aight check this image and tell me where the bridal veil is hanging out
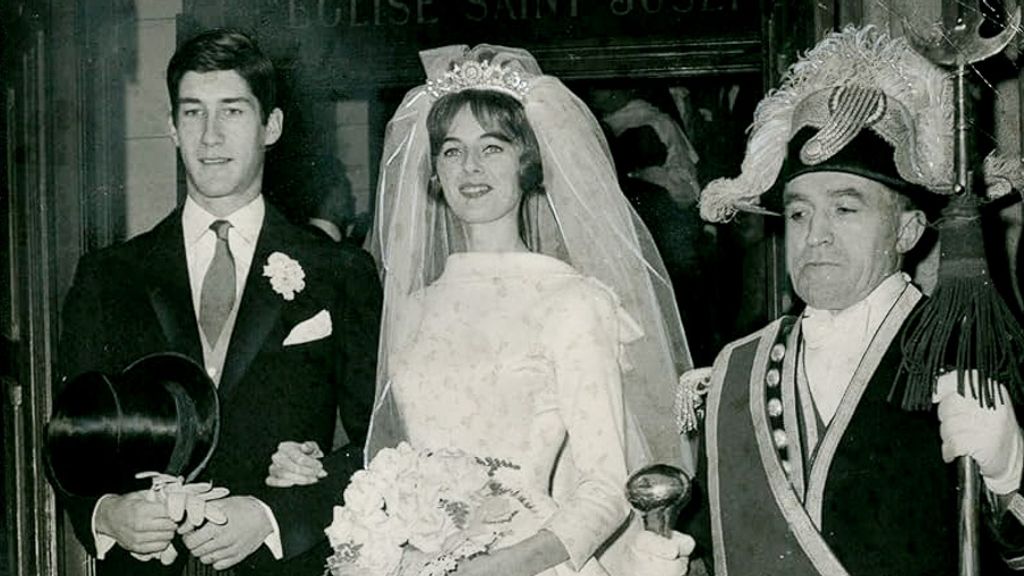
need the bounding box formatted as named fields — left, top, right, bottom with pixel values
left=365, top=44, right=695, bottom=475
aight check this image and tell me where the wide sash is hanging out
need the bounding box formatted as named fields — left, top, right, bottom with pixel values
left=706, top=286, right=921, bottom=576
left=802, top=286, right=921, bottom=525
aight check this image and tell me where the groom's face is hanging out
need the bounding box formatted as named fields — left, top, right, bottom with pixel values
left=170, top=69, right=283, bottom=213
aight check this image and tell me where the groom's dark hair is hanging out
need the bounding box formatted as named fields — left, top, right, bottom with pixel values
left=166, top=28, right=277, bottom=124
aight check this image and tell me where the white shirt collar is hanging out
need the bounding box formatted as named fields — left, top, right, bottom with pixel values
left=308, top=218, right=343, bottom=242
left=182, top=195, right=265, bottom=247
left=800, top=272, right=914, bottom=423
left=802, top=272, right=910, bottom=349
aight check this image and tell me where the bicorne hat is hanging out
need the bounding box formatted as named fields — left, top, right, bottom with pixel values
left=698, top=25, right=1024, bottom=222
left=698, top=25, right=957, bottom=223
left=45, top=353, right=219, bottom=497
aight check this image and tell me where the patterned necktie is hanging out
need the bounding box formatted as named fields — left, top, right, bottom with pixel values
left=199, top=220, right=235, bottom=345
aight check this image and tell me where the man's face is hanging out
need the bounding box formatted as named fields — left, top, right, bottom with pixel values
left=170, top=70, right=282, bottom=214
left=784, top=171, right=924, bottom=310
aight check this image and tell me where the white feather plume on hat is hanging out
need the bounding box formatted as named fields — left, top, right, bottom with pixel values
left=699, top=25, right=956, bottom=223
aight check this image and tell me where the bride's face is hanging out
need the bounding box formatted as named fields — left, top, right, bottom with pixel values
left=436, top=105, right=523, bottom=227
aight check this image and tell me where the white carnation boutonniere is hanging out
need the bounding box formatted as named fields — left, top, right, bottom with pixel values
left=263, top=252, right=306, bottom=301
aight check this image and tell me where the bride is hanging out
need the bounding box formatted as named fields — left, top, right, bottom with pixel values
left=267, top=45, right=694, bottom=575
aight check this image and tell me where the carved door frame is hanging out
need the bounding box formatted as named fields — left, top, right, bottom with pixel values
left=2, top=1, right=128, bottom=575
left=2, top=2, right=62, bottom=574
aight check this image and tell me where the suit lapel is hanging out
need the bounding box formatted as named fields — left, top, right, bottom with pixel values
left=144, top=210, right=205, bottom=364
left=218, top=206, right=290, bottom=399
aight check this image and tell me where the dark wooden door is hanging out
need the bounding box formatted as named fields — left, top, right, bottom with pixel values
left=1, top=2, right=61, bottom=574
left=2, top=1, right=109, bottom=574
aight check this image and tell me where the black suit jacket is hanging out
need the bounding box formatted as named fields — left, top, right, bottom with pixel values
left=56, top=203, right=381, bottom=575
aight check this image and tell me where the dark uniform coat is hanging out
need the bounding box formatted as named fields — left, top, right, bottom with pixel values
left=683, top=286, right=1024, bottom=575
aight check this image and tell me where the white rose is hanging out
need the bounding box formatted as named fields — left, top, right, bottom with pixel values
left=343, top=471, right=385, bottom=516
left=358, top=535, right=404, bottom=576
left=325, top=507, right=366, bottom=548
left=403, top=502, right=456, bottom=554
left=325, top=508, right=403, bottom=576
left=263, top=252, right=306, bottom=300
left=269, top=276, right=292, bottom=295
left=383, top=476, right=453, bottom=554
left=414, top=452, right=466, bottom=501
left=368, top=443, right=417, bottom=486
left=383, top=465, right=432, bottom=520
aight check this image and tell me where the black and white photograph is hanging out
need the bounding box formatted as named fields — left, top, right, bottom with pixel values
left=3, top=0, right=1024, bottom=575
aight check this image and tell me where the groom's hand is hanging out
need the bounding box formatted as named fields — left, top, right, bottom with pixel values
left=95, top=490, right=177, bottom=555
left=180, top=496, right=272, bottom=570
left=266, top=440, right=326, bottom=487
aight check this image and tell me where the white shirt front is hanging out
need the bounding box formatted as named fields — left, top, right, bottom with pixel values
left=183, top=197, right=262, bottom=328
left=801, top=272, right=912, bottom=423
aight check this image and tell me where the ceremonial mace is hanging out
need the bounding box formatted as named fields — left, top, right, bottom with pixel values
left=905, top=4, right=1023, bottom=575
left=626, top=464, right=691, bottom=538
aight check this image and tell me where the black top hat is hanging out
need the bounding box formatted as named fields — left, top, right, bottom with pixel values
left=45, top=353, right=220, bottom=498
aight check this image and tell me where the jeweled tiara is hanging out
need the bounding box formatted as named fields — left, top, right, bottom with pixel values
left=425, top=59, right=531, bottom=100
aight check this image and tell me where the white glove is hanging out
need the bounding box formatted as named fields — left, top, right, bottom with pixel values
left=130, top=473, right=231, bottom=565
left=627, top=530, right=695, bottom=576
left=934, top=370, right=1024, bottom=494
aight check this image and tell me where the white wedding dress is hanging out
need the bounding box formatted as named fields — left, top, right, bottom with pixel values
left=389, top=252, right=639, bottom=576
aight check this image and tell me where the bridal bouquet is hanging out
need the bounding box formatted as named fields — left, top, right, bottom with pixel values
left=324, top=442, right=534, bottom=576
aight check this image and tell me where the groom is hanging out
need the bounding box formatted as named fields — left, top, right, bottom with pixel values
left=56, top=28, right=381, bottom=575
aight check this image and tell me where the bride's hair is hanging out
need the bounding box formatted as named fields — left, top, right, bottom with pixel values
left=425, top=89, right=544, bottom=202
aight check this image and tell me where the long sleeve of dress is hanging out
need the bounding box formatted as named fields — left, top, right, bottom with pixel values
left=539, top=285, right=631, bottom=570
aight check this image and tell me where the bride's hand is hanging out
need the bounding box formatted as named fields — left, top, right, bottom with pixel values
left=627, top=530, right=695, bottom=576
left=451, top=553, right=508, bottom=576
left=265, top=441, right=326, bottom=487
left=452, top=530, right=568, bottom=576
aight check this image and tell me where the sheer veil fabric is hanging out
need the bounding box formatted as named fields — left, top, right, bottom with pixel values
left=366, top=44, right=695, bottom=476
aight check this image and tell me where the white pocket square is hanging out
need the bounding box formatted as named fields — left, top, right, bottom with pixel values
left=283, top=310, right=332, bottom=346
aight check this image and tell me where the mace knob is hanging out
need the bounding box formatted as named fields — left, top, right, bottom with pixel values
left=626, top=464, right=691, bottom=538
